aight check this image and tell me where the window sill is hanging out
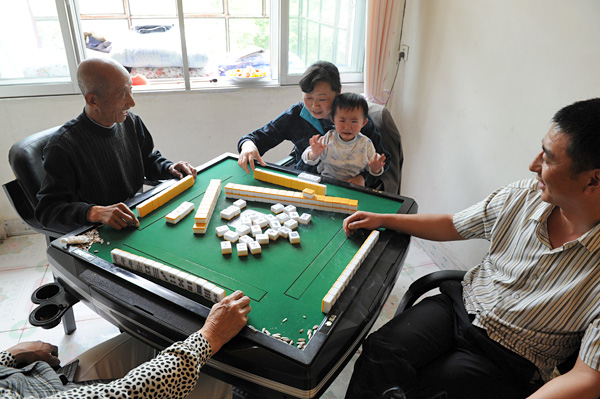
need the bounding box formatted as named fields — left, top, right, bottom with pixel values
left=132, top=76, right=285, bottom=94
left=131, top=78, right=363, bottom=94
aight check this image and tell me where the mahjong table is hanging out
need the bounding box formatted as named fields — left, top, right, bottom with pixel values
left=46, top=153, right=417, bottom=398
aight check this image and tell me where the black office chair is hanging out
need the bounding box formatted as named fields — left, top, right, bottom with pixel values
left=277, top=102, right=404, bottom=195
left=394, top=269, right=466, bottom=315
left=368, top=102, right=403, bottom=195
left=3, top=126, right=80, bottom=334
left=4, top=126, right=165, bottom=335
left=394, top=269, right=578, bottom=377
left=4, top=126, right=65, bottom=244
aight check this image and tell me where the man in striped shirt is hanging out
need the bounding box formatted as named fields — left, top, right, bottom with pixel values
left=343, top=98, right=600, bottom=399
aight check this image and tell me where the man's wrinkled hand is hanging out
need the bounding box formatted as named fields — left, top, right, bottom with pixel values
left=199, top=290, right=251, bottom=353
left=87, top=203, right=139, bottom=230
left=7, top=341, right=60, bottom=367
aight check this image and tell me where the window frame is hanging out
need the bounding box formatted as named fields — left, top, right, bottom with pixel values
left=0, top=0, right=364, bottom=99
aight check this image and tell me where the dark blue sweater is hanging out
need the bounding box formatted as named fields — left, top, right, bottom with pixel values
left=35, top=111, right=173, bottom=233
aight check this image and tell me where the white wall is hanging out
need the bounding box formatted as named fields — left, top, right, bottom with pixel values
left=389, top=0, right=600, bottom=269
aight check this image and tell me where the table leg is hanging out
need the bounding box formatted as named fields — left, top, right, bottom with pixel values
left=62, top=306, right=77, bottom=335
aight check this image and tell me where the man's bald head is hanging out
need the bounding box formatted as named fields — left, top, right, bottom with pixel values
left=77, top=58, right=135, bottom=126
left=77, top=58, right=130, bottom=97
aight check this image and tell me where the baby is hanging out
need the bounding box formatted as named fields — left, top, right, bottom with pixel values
left=301, top=93, right=386, bottom=184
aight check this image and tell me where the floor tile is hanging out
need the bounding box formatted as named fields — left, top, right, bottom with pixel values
left=69, top=301, right=106, bottom=322
left=402, top=262, right=442, bottom=282
left=402, top=241, right=437, bottom=268
left=0, top=234, right=48, bottom=272
left=0, top=331, right=21, bottom=352
left=0, top=265, right=49, bottom=333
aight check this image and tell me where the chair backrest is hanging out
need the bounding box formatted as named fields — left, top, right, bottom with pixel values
left=8, top=126, right=60, bottom=209
left=368, top=103, right=403, bottom=195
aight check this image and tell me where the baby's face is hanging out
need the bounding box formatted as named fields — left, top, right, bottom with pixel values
left=333, top=106, right=368, bottom=142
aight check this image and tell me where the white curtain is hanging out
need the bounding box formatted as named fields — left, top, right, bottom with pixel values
left=364, top=0, right=405, bottom=105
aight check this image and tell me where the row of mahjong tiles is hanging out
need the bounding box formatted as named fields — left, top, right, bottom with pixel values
left=253, top=168, right=326, bottom=195
left=321, top=229, right=380, bottom=313
left=165, top=201, right=195, bottom=224
left=136, top=174, right=195, bottom=218
left=110, top=248, right=226, bottom=303
left=192, top=179, right=222, bottom=234
left=223, top=183, right=358, bottom=214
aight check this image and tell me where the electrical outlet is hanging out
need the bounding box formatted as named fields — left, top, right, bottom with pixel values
left=399, top=44, right=409, bottom=62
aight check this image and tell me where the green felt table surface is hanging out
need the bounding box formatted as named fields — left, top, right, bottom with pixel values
left=89, top=158, right=405, bottom=343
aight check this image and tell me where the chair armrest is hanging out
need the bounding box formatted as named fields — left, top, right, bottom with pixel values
left=143, top=178, right=161, bottom=187
left=395, top=270, right=466, bottom=316
left=369, top=179, right=384, bottom=191
left=275, top=155, right=295, bottom=167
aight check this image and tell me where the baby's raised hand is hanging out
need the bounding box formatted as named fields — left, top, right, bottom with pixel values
left=308, top=134, right=326, bottom=159
left=369, top=153, right=386, bottom=174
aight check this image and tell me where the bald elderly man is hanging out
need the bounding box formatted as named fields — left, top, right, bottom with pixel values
left=35, top=58, right=197, bottom=233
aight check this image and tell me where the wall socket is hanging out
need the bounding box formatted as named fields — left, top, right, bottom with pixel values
left=399, top=44, right=409, bottom=62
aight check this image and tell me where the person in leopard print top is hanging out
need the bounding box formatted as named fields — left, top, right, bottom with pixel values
left=0, top=290, right=250, bottom=399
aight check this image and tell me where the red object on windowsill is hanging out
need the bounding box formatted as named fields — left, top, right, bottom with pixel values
left=131, top=74, right=149, bottom=85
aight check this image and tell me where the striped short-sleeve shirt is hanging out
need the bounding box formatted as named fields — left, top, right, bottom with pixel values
left=454, top=179, right=600, bottom=381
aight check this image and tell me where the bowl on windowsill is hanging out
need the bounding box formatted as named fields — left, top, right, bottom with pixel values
left=225, top=67, right=267, bottom=83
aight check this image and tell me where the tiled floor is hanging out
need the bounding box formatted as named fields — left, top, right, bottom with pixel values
left=0, top=233, right=440, bottom=398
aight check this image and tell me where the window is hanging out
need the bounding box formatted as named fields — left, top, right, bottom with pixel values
left=282, top=0, right=366, bottom=84
left=0, top=0, right=365, bottom=98
left=77, top=0, right=270, bottom=85
left=0, top=0, right=79, bottom=97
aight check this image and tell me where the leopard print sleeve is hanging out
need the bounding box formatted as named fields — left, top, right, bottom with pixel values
left=0, top=351, right=17, bottom=368
left=49, top=332, right=212, bottom=399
